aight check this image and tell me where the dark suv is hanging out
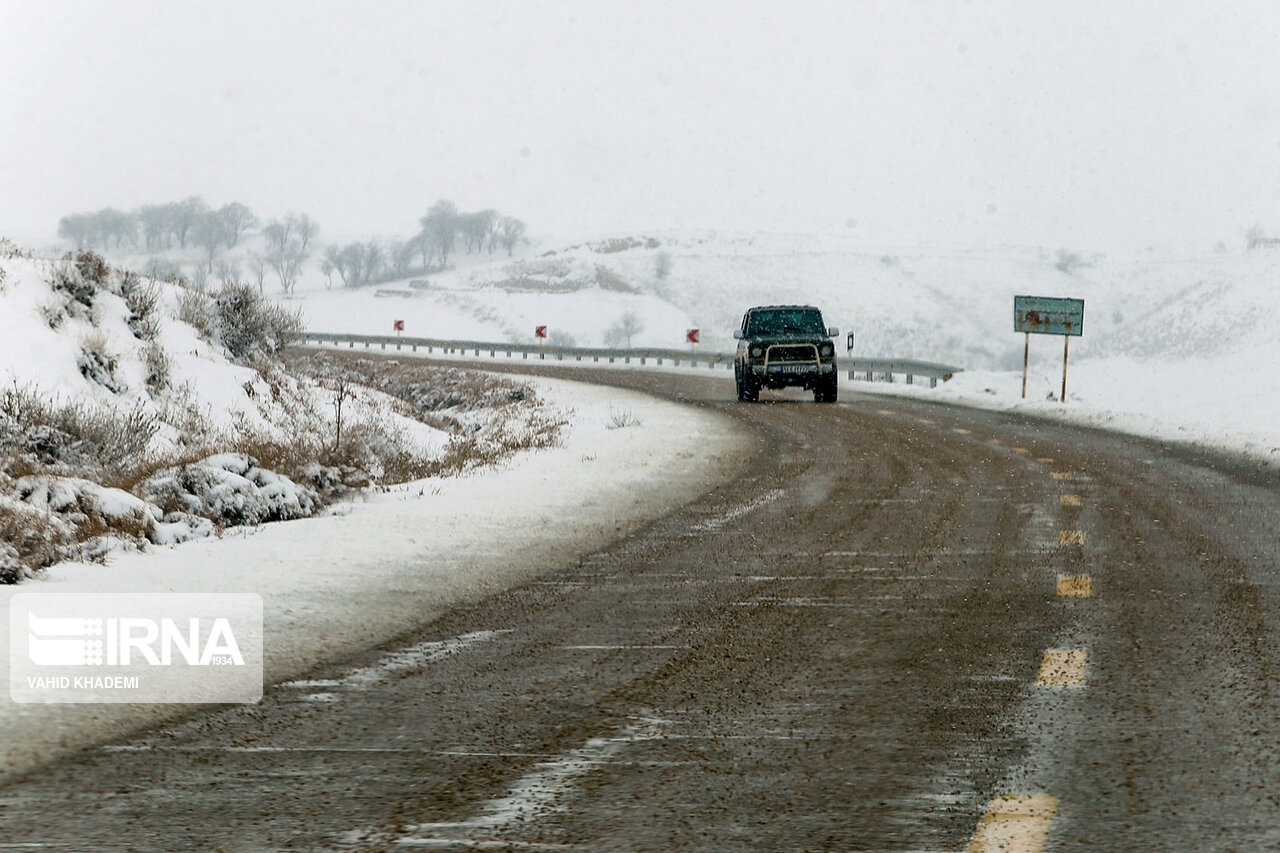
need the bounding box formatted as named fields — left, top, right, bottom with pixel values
left=733, top=305, right=839, bottom=403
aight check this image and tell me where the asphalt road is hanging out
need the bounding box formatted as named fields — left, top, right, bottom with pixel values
left=2, top=367, right=1279, bottom=852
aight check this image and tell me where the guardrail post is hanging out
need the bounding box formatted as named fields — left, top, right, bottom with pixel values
left=906, top=374, right=913, bottom=385
left=930, top=377, right=938, bottom=388
left=625, top=356, right=630, bottom=364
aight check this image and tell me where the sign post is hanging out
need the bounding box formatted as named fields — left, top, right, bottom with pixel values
left=1013, top=296, right=1084, bottom=403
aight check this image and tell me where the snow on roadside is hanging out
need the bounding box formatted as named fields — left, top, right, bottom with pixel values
left=0, top=373, right=753, bottom=781
left=842, top=348, right=1280, bottom=467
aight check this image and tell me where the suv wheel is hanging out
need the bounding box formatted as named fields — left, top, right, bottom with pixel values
left=737, top=371, right=759, bottom=402
left=814, top=374, right=838, bottom=403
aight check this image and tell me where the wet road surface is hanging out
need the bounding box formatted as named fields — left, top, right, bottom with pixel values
left=2, top=367, right=1279, bottom=851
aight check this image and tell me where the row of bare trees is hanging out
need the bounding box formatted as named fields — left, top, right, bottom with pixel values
left=58, top=197, right=260, bottom=254
left=319, top=200, right=527, bottom=289
left=58, top=196, right=528, bottom=294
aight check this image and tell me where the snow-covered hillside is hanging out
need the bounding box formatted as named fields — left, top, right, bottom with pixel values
left=286, top=230, right=1272, bottom=366
left=37, top=226, right=1280, bottom=464
left=287, top=229, right=1280, bottom=461
left=0, top=243, right=563, bottom=580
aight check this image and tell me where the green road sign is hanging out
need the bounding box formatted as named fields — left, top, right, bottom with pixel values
left=1014, top=295, right=1084, bottom=337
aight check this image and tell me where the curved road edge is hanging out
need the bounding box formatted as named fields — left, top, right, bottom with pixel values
left=0, top=372, right=758, bottom=783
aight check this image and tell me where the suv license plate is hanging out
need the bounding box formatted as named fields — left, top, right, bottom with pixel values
left=778, top=365, right=811, bottom=373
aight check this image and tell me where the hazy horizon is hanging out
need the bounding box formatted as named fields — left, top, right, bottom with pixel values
left=4, top=1, right=1280, bottom=252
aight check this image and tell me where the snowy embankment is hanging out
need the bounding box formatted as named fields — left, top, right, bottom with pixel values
left=0, top=373, right=754, bottom=780
left=848, top=353, right=1280, bottom=466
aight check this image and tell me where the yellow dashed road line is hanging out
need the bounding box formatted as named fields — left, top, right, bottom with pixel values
left=987, top=439, right=1004, bottom=446
left=1059, top=495, right=1082, bottom=507
left=1036, top=457, right=1054, bottom=464
left=916, top=418, right=935, bottom=425
left=1013, top=447, right=1030, bottom=455
left=1057, top=530, right=1086, bottom=546
left=953, top=428, right=971, bottom=435
left=966, top=795, right=1059, bottom=853
left=1050, top=472, right=1074, bottom=480
left=877, top=409, right=896, bottom=415
left=1036, top=649, right=1088, bottom=687
left=1056, top=574, right=1092, bottom=598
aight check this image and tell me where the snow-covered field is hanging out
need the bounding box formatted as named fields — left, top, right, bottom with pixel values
left=0, top=373, right=753, bottom=780
left=285, top=230, right=1280, bottom=466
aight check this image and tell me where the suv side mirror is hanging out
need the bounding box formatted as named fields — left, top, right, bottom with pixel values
left=846, top=331, right=855, bottom=353
left=827, top=327, right=839, bottom=337
left=732, top=329, right=744, bottom=340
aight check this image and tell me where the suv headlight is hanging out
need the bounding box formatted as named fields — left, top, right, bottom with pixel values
left=819, top=343, right=834, bottom=357
left=750, top=346, right=763, bottom=358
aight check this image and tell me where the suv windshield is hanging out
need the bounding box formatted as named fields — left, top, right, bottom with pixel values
left=746, top=308, right=825, bottom=336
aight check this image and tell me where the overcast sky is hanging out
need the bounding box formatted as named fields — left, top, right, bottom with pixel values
left=3, top=1, right=1279, bottom=250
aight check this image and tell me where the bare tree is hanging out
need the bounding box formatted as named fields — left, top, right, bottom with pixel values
left=139, top=204, right=173, bottom=250
left=605, top=310, right=645, bottom=348
left=498, top=216, right=526, bottom=257
left=57, top=214, right=94, bottom=249
left=414, top=230, right=434, bottom=271
left=420, top=200, right=459, bottom=267
left=329, top=373, right=353, bottom=450
left=192, top=211, right=227, bottom=273
left=261, top=216, right=295, bottom=256
left=266, top=241, right=306, bottom=294
left=320, top=258, right=335, bottom=289
left=248, top=254, right=268, bottom=295
left=324, top=244, right=351, bottom=287
left=388, top=238, right=416, bottom=278
left=363, top=239, right=384, bottom=283
left=462, top=210, right=497, bottom=254
left=171, top=196, right=209, bottom=248
left=94, top=208, right=136, bottom=249
left=293, top=212, right=319, bottom=254
left=339, top=243, right=365, bottom=286
left=217, top=202, right=258, bottom=247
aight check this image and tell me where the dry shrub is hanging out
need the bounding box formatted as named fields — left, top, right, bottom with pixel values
left=120, top=272, right=162, bottom=341
left=143, top=344, right=171, bottom=394
left=73, top=250, right=110, bottom=286
left=0, top=384, right=159, bottom=478
left=285, top=349, right=566, bottom=484
left=0, top=499, right=70, bottom=581
left=177, top=287, right=217, bottom=340
left=50, top=259, right=96, bottom=309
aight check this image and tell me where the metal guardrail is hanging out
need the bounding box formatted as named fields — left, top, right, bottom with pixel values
left=843, top=357, right=961, bottom=388
left=300, top=332, right=962, bottom=388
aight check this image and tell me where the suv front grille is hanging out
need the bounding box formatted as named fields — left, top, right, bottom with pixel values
left=766, top=344, right=819, bottom=363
